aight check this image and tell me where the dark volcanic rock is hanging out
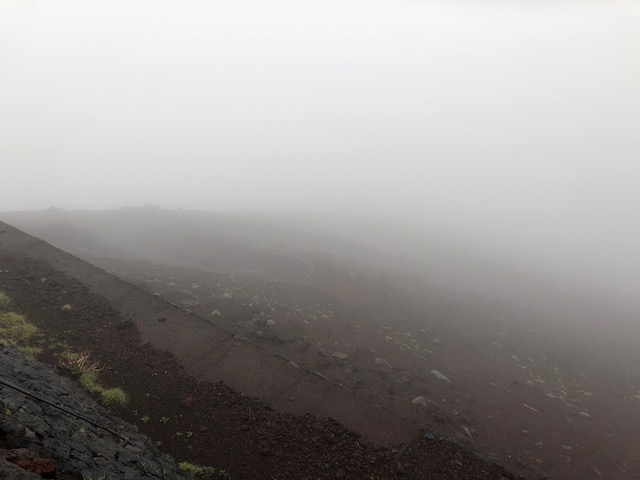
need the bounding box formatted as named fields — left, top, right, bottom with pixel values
left=0, top=344, right=193, bottom=480
left=2, top=448, right=56, bottom=477
left=0, top=457, right=42, bottom=480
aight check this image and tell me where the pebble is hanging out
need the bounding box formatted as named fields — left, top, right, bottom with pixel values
left=411, top=396, right=427, bottom=406
left=431, top=370, right=450, bottom=383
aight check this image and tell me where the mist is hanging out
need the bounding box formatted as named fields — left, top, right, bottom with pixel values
left=2, top=1, right=639, bottom=316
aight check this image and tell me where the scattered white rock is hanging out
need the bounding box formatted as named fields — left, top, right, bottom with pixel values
left=431, top=370, right=450, bottom=383
left=411, top=396, right=427, bottom=406
left=375, top=358, right=391, bottom=368
left=266, top=319, right=276, bottom=327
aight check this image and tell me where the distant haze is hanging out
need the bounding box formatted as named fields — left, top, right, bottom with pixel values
left=1, top=2, right=639, bottom=316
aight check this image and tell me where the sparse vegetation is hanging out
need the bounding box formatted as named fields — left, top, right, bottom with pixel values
left=0, top=312, right=39, bottom=344
left=18, top=345, right=43, bottom=358
left=0, top=291, right=10, bottom=309
left=101, top=388, right=128, bottom=408
left=60, top=350, right=102, bottom=377
left=80, top=370, right=102, bottom=393
left=210, top=309, right=221, bottom=317
left=178, top=462, right=217, bottom=478
left=0, top=291, right=43, bottom=358
left=61, top=303, right=73, bottom=311
left=59, top=350, right=127, bottom=408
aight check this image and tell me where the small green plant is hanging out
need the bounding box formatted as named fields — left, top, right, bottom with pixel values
left=60, top=350, right=102, bottom=376
left=101, top=388, right=128, bottom=408
left=0, top=312, right=39, bottom=344
left=178, top=462, right=217, bottom=477
left=61, top=303, right=72, bottom=311
left=18, top=346, right=43, bottom=358
left=60, top=350, right=128, bottom=408
left=210, top=309, right=221, bottom=317
left=221, top=293, right=232, bottom=300
left=0, top=291, right=10, bottom=309
left=0, top=296, right=44, bottom=357
left=160, top=416, right=170, bottom=425
left=80, top=370, right=102, bottom=393
left=186, top=431, right=193, bottom=438
left=141, top=415, right=151, bottom=423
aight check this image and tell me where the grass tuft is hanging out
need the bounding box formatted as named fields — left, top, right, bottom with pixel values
left=60, top=350, right=102, bottom=376
left=0, top=296, right=43, bottom=358
left=80, top=370, right=102, bottom=393
left=60, top=350, right=128, bottom=408
left=101, top=388, right=128, bottom=408
left=0, top=291, right=10, bottom=310
left=18, top=346, right=43, bottom=358
left=0, top=312, right=39, bottom=344
left=179, top=462, right=217, bottom=477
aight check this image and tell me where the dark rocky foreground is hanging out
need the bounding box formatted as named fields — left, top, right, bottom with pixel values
left=0, top=343, right=194, bottom=480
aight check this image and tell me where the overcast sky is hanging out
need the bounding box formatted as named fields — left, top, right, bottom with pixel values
left=1, top=1, right=639, bottom=304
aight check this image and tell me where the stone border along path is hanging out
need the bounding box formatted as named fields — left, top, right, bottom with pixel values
left=0, top=220, right=420, bottom=446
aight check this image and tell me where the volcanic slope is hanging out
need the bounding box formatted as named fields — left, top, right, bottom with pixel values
left=81, top=250, right=640, bottom=480
left=0, top=221, right=519, bottom=479
left=3, top=214, right=639, bottom=480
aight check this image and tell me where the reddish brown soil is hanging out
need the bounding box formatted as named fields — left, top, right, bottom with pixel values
left=80, top=254, right=640, bottom=480
left=0, top=253, right=517, bottom=480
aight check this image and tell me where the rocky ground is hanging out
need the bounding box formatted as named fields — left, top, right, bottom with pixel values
left=0, top=252, right=518, bottom=479
left=0, top=343, right=194, bottom=480
left=84, top=254, right=640, bottom=480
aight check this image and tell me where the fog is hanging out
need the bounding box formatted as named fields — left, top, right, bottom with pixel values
left=1, top=1, right=639, bottom=318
